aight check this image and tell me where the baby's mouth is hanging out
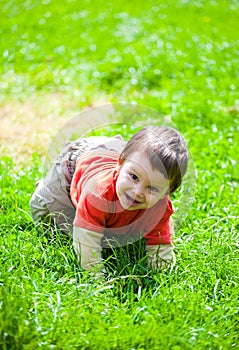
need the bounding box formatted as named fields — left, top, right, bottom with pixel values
left=125, top=193, right=142, bottom=206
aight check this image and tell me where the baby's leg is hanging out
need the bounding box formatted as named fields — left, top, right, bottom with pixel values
left=30, top=179, right=51, bottom=222
left=30, top=162, right=75, bottom=236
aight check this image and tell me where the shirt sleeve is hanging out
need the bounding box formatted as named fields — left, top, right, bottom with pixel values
left=71, top=152, right=118, bottom=232
left=144, top=198, right=174, bottom=246
left=73, top=191, right=109, bottom=233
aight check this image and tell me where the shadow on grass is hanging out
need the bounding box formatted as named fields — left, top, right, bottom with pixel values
left=33, top=222, right=173, bottom=303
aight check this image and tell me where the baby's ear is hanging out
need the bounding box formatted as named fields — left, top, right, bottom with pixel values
left=117, top=156, right=124, bottom=166
left=116, top=162, right=122, bottom=172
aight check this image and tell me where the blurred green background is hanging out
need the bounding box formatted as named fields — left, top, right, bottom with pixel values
left=1, top=0, right=238, bottom=116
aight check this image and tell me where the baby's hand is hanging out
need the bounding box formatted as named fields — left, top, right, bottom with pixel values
left=146, top=244, right=176, bottom=270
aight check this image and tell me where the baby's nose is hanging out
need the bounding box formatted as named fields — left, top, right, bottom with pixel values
left=134, top=183, right=145, bottom=197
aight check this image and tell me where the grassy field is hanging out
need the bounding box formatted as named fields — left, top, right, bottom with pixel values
left=0, top=0, right=239, bottom=349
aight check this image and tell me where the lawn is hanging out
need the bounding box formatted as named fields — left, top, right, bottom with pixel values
left=0, top=0, right=239, bottom=349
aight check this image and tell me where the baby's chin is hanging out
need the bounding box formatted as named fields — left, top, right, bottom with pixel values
left=118, top=197, right=136, bottom=211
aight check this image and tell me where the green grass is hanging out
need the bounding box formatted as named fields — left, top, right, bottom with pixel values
left=1, top=0, right=239, bottom=349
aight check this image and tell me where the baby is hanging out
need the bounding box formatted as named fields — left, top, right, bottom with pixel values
left=30, top=126, right=188, bottom=272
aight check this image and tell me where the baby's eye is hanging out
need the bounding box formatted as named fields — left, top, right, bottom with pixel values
left=148, top=185, right=159, bottom=193
left=129, top=173, right=139, bottom=181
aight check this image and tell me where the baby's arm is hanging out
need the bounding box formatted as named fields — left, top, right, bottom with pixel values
left=146, top=217, right=175, bottom=270
left=73, top=226, right=103, bottom=271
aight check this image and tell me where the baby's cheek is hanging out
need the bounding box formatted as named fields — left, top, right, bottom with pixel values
left=116, top=177, right=125, bottom=194
left=151, top=195, right=162, bottom=205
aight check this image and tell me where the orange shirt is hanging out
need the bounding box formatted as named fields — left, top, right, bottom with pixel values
left=70, top=149, right=174, bottom=246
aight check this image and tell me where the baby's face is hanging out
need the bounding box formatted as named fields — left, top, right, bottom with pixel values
left=116, top=151, right=169, bottom=211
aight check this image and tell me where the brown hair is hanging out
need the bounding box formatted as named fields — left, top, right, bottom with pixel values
left=119, top=126, right=188, bottom=193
